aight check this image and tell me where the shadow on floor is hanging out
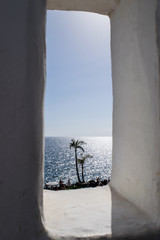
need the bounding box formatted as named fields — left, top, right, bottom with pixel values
left=43, top=186, right=160, bottom=240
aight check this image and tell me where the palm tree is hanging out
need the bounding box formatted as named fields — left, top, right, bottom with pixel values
left=69, top=139, right=86, bottom=183
left=78, top=153, right=93, bottom=183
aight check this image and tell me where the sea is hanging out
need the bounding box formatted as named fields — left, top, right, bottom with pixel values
left=44, top=137, right=112, bottom=185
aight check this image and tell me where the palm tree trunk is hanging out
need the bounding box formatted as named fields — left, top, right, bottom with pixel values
left=82, top=164, right=85, bottom=183
left=75, top=149, right=81, bottom=183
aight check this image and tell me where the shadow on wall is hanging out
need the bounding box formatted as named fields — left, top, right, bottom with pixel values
left=43, top=185, right=158, bottom=240
left=111, top=187, right=159, bottom=240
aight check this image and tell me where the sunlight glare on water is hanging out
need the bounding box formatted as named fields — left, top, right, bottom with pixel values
left=44, top=137, right=112, bottom=185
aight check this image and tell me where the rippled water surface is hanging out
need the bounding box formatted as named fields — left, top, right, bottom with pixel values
left=44, top=137, right=112, bottom=185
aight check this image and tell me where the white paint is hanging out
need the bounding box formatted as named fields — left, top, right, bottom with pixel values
left=44, top=186, right=154, bottom=239
left=47, top=0, right=119, bottom=15
left=0, top=1, right=47, bottom=239
left=110, top=0, right=160, bottom=227
left=0, top=0, right=160, bottom=239
left=44, top=186, right=112, bottom=238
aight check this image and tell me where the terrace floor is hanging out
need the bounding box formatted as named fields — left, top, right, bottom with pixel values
left=43, top=185, right=153, bottom=239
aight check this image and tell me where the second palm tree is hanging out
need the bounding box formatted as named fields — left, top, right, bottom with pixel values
left=78, top=154, right=93, bottom=183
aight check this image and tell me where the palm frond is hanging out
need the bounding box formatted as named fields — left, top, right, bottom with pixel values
left=78, top=140, right=86, bottom=145
left=77, top=146, right=85, bottom=152
left=69, top=144, right=73, bottom=149
left=84, top=154, right=93, bottom=159
left=69, top=139, right=76, bottom=149
left=78, top=154, right=93, bottom=164
left=78, top=158, right=85, bottom=165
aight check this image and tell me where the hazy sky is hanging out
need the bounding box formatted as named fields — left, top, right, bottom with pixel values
left=45, top=10, right=112, bottom=137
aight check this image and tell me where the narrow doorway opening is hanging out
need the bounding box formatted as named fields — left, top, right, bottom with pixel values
left=44, top=10, right=112, bottom=238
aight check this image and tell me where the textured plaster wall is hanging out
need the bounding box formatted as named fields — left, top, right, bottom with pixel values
left=0, top=0, right=47, bottom=239
left=47, top=0, right=119, bottom=15
left=110, top=0, right=160, bottom=225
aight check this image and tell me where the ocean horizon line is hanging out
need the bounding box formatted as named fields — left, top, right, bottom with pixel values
left=45, top=136, right=112, bottom=138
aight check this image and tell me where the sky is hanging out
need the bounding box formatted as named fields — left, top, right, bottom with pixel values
left=45, top=10, right=112, bottom=137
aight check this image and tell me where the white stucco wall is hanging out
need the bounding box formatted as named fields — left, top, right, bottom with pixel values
left=0, top=1, right=47, bottom=239
left=47, top=0, right=119, bottom=15
left=111, top=0, right=160, bottom=226
left=0, top=0, right=160, bottom=239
